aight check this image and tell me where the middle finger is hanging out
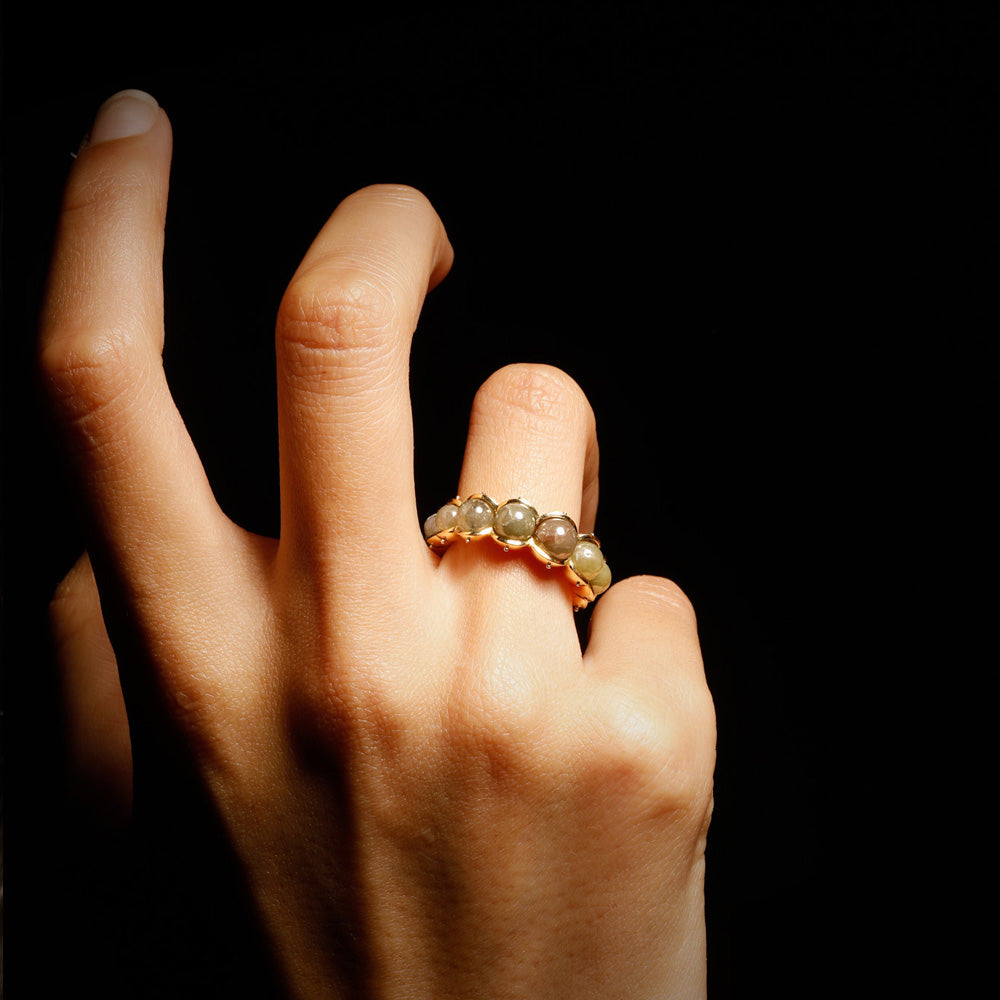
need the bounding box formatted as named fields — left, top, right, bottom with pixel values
left=275, top=185, right=453, bottom=575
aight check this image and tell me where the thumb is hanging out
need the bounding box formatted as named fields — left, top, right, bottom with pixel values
left=50, top=553, right=132, bottom=828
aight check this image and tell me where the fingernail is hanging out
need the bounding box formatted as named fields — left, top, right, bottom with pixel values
left=85, top=90, right=159, bottom=147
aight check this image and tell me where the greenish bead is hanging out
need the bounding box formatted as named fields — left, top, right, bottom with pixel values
left=533, top=515, right=578, bottom=561
left=456, top=496, right=495, bottom=534
left=495, top=501, right=537, bottom=541
left=423, top=513, right=439, bottom=539
left=591, top=561, right=612, bottom=595
left=435, top=503, right=459, bottom=533
left=570, top=540, right=604, bottom=581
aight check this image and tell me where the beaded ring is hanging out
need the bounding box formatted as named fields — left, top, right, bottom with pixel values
left=423, top=493, right=611, bottom=609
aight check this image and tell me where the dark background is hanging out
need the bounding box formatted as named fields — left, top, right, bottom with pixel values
left=2, top=4, right=990, bottom=997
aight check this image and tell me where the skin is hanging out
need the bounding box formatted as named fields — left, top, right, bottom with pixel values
left=41, top=90, right=717, bottom=999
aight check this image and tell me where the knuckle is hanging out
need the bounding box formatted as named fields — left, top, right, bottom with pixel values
left=290, top=627, right=416, bottom=761
left=61, top=155, right=148, bottom=219
left=441, top=674, right=547, bottom=778
left=586, top=687, right=716, bottom=820
left=474, top=363, right=594, bottom=437
left=38, top=326, right=151, bottom=435
left=277, top=268, right=397, bottom=361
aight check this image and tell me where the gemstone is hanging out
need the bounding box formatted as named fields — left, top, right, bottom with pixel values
left=456, top=496, right=495, bottom=534
left=494, top=501, right=537, bottom=541
left=533, top=515, right=578, bottom=562
left=423, top=513, right=439, bottom=539
left=591, top=561, right=612, bottom=595
left=435, top=503, right=460, bottom=533
left=570, top=539, right=603, bottom=580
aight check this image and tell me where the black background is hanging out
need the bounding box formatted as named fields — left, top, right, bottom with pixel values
left=2, top=4, right=991, bottom=997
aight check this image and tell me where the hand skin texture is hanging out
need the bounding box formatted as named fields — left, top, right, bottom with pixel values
left=41, top=90, right=717, bottom=999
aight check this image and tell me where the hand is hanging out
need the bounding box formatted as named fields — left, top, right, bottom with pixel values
left=42, top=90, right=716, bottom=999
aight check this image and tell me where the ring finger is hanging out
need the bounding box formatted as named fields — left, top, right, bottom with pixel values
left=431, top=362, right=602, bottom=649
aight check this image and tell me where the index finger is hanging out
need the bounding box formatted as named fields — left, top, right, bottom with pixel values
left=38, top=91, right=233, bottom=598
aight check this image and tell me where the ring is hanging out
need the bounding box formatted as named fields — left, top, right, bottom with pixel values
left=423, top=493, right=611, bottom=609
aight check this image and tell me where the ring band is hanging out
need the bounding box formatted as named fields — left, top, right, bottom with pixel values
left=423, top=493, right=611, bottom=609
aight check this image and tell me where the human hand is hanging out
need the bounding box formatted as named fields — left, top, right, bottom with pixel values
left=42, top=90, right=716, bottom=999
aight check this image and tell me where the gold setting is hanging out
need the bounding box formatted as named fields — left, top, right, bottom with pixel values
left=423, top=493, right=610, bottom=609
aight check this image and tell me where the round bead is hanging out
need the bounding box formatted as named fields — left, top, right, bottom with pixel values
left=570, top=539, right=604, bottom=581
left=456, top=496, right=495, bottom=534
left=591, top=561, right=612, bottom=595
left=533, top=515, right=578, bottom=562
left=435, top=503, right=459, bottom=533
left=494, top=501, right=537, bottom=541
left=423, top=513, right=440, bottom=539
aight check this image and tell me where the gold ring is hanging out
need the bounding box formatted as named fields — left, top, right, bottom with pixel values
left=423, top=493, right=611, bottom=609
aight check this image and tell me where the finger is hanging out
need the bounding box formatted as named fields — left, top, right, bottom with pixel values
left=275, top=184, right=453, bottom=574
left=458, top=364, right=599, bottom=528
left=49, top=553, right=132, bottom=828
left=38, top=91, right=232, bottom=600
left=437, top=363, right=600, bottom=637
left=584, top=575, right=716, bottom=782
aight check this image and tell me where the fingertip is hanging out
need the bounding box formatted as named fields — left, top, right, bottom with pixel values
left=626, top=574, right=698, bottom=625
left=84, top=89, right=161, bottom=148
left=340, top=183, right=454, bottom=289
left=50, top=552, right=98, bottom=626
left=429, top=232, right=455, bottom=291
left=587, top=574, right=700, bottom=647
